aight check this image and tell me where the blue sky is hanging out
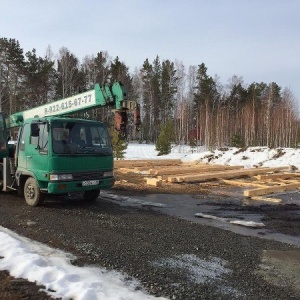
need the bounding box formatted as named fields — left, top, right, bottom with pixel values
left=1, top=0, right=299, bottom=103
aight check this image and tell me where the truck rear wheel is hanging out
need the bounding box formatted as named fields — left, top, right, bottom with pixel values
left=83, top=189, right=100, bottom=201
left=24, top=177, right=44, bottom=206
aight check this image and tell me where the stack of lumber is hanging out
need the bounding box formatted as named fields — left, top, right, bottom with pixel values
left=115, top=160, right=300, bottom=200
left=167, top=166, right=288, bottom=183
left=114, top=159, right=182, bottom=168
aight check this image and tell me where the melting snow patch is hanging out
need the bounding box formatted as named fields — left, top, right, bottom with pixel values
left=101, top=191, right=130, bottom=202
left=229, top=220, right=265, bottom=227
left=152, top=254, right=231, bottom=284
left=101, top=192, right=166, bottom=207
left=195, top=213, right=265, bottom=228
left=194, top=213, right=227, bottom=222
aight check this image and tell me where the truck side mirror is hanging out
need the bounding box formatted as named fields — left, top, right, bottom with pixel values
left=0, top=112, right=9, bottom=158
left=31, top=123, right=40, bottom=137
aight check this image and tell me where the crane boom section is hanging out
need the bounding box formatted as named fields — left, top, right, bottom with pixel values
left=6, top=82, right=127, bottom=129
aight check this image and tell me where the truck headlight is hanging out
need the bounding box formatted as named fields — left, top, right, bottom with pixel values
left=103, top=170, right=113, bottom=177
left=50, top=174, right=73, bottom=181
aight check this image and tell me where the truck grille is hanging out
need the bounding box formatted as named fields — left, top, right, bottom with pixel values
left=72, top=171, right=104, bottom=181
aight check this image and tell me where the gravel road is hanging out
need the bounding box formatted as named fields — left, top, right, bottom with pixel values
left=0, top=186, right=300, bottom=300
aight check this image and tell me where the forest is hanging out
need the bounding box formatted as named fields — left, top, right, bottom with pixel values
left=0, top=37, right=299, bottom=149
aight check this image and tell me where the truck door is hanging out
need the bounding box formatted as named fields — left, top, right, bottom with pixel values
left=17, top=122, right=49, bottom=182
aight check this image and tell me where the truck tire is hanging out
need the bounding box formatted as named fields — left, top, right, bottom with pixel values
left=83, top=189, right=100, bottom=201
left=24, top=177, right=44, bottom=206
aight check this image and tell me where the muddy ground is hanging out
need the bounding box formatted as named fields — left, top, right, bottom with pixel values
left=0, top=169, right=299, bottom=299
left=113, top=171, right=300, bottom=238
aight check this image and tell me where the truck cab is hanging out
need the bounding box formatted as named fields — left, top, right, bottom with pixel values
left=13, top=117, right=114, bottom=206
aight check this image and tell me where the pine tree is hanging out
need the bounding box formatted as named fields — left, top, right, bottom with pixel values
left=193, top=63, right=218, bottom=148
left=156, top=119, right=175, bottom=155
left=161, top=59, right=177, bottom=124
left=109, top=127, right=128, bottom=160
left=151, top=55, right=161, bottom=141
left=110, top=56, right=132, bottom=89
left=0, top=38, right=25, bottom=114
left=140, top=58, right=153, bottom=143
left=230, top=133, right=244, bottom=148
left=24, top=48, right=56, bottom=107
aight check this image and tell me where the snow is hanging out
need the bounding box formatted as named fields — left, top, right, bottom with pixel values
left=124, top=144, right=300, bottom=170
left=1, top=142, right=299, bottom=299
left=0, top=226, right=167, bottom=300
left=194, top=213, right=265, bottom=228
left=152, top=254, right=231, bottom=284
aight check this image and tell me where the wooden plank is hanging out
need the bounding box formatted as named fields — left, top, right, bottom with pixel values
left=283, top=179, right=300, bottom=184
left=222, top=179, right=267, bottom=188
left=169, top=177, right=184, bottom=183
left=168, top=166, right=289, bottom=183
left=116, top=167, right=153, bottom=174
left=145, top=178, right=162, bottom=187
left=256, top=173, right=300, bottom=181
left=244, top=182, right=300, bottom=197
left=149, top=165, right=242, bottom=176
left=117, top=167, right=137, bottom=173
left=250, top=196, right=282, bottom=203
left=114, top=159, right=181, bottom=168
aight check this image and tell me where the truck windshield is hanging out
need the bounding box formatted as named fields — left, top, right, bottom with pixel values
left=52, top=120, right=112, bottom=156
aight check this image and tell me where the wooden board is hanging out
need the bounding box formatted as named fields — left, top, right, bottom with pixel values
left=149, top=165, right=242, bottom=176
left=168, top=167, right=289, bottom=183
left=244, top=182, right=300, bottom=197
left=114, top=159, right=181, bottom=168
left=145, top=178, right=162, bottom=187
left=256, top=173, right=300, bottom=181
left=250, top=196, right=282, bottom=203
left=222, top=179, right=267, bottom=188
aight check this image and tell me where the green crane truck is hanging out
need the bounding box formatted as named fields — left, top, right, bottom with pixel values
left=0, top=82, right=140, bottom=206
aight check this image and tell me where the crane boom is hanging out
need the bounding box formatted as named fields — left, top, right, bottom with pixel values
left=6, top=82, right=139, bottom=132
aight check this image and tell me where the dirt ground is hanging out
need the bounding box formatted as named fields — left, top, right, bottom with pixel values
left=0, top=167, right=299, bottom=299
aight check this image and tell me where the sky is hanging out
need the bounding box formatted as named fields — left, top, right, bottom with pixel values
left=0, top=0, right=300, bottom=101
left=0, top=142, right=299, bottom=299
left=1, top=0, right=299, bottom=103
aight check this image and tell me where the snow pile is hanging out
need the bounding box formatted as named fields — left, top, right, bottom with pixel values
left=0, top=227, right=167, bottom=300
left=124, top=144, right=300, bottom=170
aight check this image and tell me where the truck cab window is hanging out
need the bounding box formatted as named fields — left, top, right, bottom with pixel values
left=19, top=124, right=30, bottom=151
left=30, top=123, right=48, bottom=152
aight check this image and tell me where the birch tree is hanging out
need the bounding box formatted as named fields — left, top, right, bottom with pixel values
left=56, top=47, right=80, bottom=99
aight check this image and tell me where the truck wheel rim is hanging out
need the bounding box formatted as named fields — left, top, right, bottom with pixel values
left=26, top=183, right=35, bottom=199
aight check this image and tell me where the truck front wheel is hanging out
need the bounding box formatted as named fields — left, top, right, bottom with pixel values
left=24, top=177, right=44, bottom=206
left=83, top=189, right=100, bottom=201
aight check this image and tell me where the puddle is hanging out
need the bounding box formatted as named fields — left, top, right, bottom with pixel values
left=102, top=192, right=300, bottom=246
left=256, top=250, right=300, bottom=294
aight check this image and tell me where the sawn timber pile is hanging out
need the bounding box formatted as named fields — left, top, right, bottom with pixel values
left=115, top=160, right=300, bottom=201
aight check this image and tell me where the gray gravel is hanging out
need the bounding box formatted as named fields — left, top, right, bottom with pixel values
left=0, top=192, right=299, bottom=300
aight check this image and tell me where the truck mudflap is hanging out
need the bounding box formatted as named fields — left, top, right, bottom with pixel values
left=47, top=177, right=115, bottom=194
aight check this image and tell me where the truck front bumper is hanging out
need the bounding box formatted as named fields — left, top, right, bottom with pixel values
left=47, top=177, right=115, bottom=194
